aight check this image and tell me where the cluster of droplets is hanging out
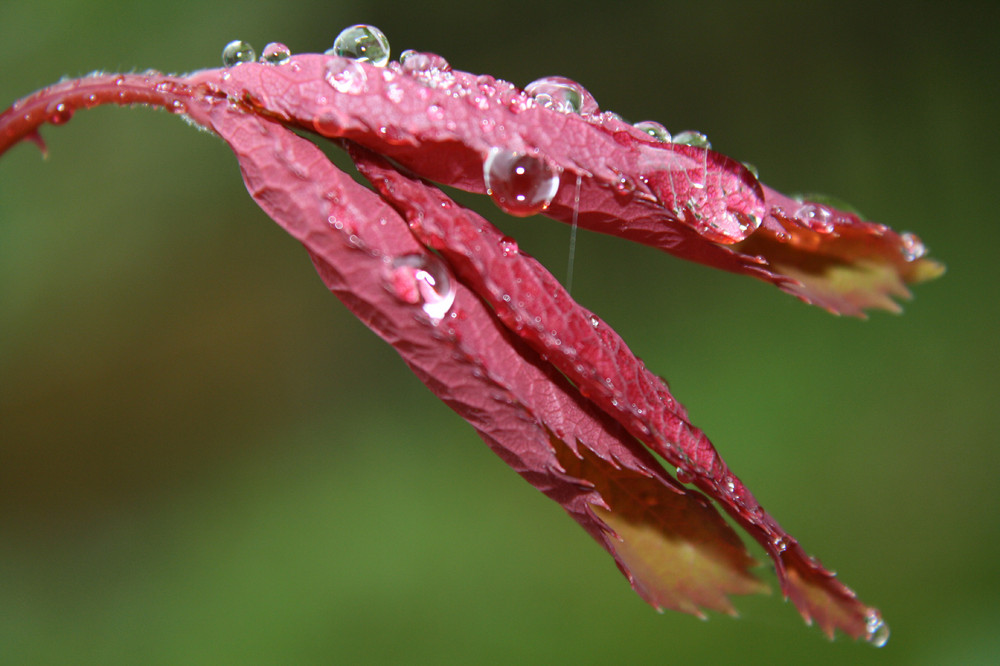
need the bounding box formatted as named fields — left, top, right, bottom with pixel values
left=483, top=148, right=561, bottom=217
left=221, top=40, right=299, bottom=67
left=383, top=254, right=456, bottom=323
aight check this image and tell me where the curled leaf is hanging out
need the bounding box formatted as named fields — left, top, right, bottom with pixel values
left=1, top=42, right=935, bottom=645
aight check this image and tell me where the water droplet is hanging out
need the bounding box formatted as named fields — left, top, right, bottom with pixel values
left=46, top=102, right=73, bottom=125
left=328, top=24, right=390, bottom=67
left=221, top=40, right=256, bottom=67
left=324, top=59, right=368, bottom=95
left=384, top=254, right=456, bottom=323
left=375, top=82, right=401, bottom=106
left=676, top=467, right=694, bottom=484
left=260, top=42, right=291, bottom=64
left=426, top=104, right=445, bottom=122
left=634, top=120, right=671, bottom=142
left=524, top=76, right=596, bottom=115
left=772, top=536, right=789, bottom=553
left=399, top=49, right=450, bottom=73
left=865, top=611, right=890, bottom=648
left=741, top=161, right=760, bottom=179
left=672, top=130, right=711, bottom=149
left=795, top=202, right=835, bottom=233
left=793, top=192, right=865, bottom=218
left=589, top=315, right=600, bottom=328
left=483, top=148, right=560, bottom=217
left=608, top=166, right=636, bottom=197
left=899, top=231, right=927, bottom=261
left=499, top=237, right=519, bottom=256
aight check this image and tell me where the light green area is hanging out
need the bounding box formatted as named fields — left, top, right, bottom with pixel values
left=2, top=2, right=997, bottom=663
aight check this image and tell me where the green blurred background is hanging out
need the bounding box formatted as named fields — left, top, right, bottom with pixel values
left=1, top=1, right=996, bottom=663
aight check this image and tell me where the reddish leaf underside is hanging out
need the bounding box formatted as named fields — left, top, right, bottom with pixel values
left=0, top=47, right=938, bottom=646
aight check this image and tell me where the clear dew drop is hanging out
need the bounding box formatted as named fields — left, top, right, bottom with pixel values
left=324, top=59, right=368, bottom=94
left=46, top=102, right=73, bottom=125
left=675, top=467, right=694, bottom=484
left=524, top=76, right=594, bottom=115
left=794, top=202, right=835, bottom=233
left=498, top=236, right=519, bottom=256
left=634, top=120, right=671, bottom=142
left=741, top=161, right=760, bottom=179
left=327, top=24, right=390, bottom=67
left=385, top=254, right=456, bottom=323
left=483, top=148, right=560, bottom=217
left=260, top=42, right=291, bottom=64
left=899, top=231, right=927, bottom=261
left=792, top=192, right=865, bottom=218
left=399, top=49, right=450, bottom=73
left=865, top=611, right=890, bottom=648
left=222, top=40, right=256, bottom=67
left=672, top=130, right=712, bottom=149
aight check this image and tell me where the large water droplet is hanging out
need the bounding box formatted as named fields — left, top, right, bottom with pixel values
left=385, top=254, right=456, bottom=323
left=260, top=42, right=291, bottom=64
left=483, top=148, right=561, bottom=217
left=865, top=611, right=890, bottom=648
left=524, top=76, right=596, bottom=115
left=672, top=130, right=711, bottom=149
left=324, top=59, right=368, bottom=94
left=634, top=120, right=671, bottom=142
left=222, top=40, right=256, bottom=67
left=328, top=24, right=390, bottom=67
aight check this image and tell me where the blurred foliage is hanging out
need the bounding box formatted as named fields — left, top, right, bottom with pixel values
left=1, top=1, right=997, bottom=663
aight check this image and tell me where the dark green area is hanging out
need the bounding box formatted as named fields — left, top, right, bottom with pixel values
left=1, top=1, right=996, bottom=663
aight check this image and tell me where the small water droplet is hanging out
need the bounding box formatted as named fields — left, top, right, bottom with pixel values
left=483, top=148, right=560, bottom=217
left=608, top=166, right=636, bottom=197
left=634, top=120, right=671, bottom=142
left=324, top=59, right=368, bottom=94
left=524, top=76, right=596, bottom=115
left=46, top=102, right=73, bottom=125
left=260, top=42, right=291, bottom=64
left=676, top=467, right=694, bottom=484
left=385, top=81, right=405, bottom=104
left=399, top=49, right=450, bottom=73
left=899, top=231, right=927, bottom=261
left=672, top=130, right=711, bottom=149
left=772, top=536, right=789, bottom=553
left=589, top=315, right=600, bottom=328
left=865, top=611, right=890, bottom=648
left=221, top=40, right=256, bottom=67
left=499, top=237, right=519, bottom=256
left=426, top=104, right=445, bottom=122
left=795, top=202, right=835, bottom=233
left=327, top=24, right=390, bottom=67
left=741, top=161, right=760, bottom=179
left=385, top=254, right=456, bottom=323
left=793, top=192, right=865, bottom=218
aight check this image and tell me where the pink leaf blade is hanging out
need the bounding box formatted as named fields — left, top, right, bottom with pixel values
left=197, top=102, right=768, bottom=621
left=185, top=54, right=940, bottom=315
left=345, top=145, right=886, bottom=642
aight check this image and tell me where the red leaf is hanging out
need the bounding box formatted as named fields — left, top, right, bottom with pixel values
left=1, top=40, right=936, bottom=646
